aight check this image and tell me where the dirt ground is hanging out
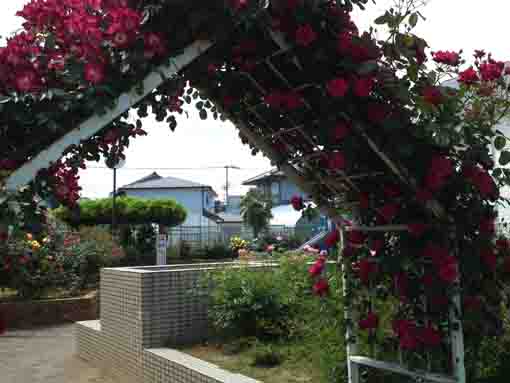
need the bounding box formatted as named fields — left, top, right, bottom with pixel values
left=0, top=324, right=120, bottom=383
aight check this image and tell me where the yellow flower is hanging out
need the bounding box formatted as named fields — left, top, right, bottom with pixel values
left=31, top=241, right=41, bottom=250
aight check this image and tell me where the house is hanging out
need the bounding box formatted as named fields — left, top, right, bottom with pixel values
left=242, top=169, right=329, bottom=235
left=117, top=172, right=219, bottom=227
left=242, top=169, right=308, bottom=206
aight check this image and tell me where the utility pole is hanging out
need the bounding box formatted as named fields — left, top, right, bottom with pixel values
left=224, top=165, right=240, bottom=210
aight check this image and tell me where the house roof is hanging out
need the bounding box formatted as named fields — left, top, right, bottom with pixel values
left=217, top=212, right=243, bottom=224
left=242, top=169, right=285, bottom=186
left=119, top=172, right=217, bottom=196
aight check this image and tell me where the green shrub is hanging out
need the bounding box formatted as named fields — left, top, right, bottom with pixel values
left=204, top=243, right=233, bottom=259
left=208, top=266, right=293, bottom=340
left=54, top=196, right=187, bottom=227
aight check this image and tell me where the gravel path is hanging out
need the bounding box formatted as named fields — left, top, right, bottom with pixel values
left=0, top=324, right=120, bottom=383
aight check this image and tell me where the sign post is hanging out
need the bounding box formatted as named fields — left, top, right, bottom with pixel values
left=156, top=226, right=168, bottom=265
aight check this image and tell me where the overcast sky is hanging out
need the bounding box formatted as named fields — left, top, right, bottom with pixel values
left=3, top=0, right=510, bottom=200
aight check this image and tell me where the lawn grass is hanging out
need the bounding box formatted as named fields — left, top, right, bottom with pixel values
left=184, top=340, right=322, bottom=383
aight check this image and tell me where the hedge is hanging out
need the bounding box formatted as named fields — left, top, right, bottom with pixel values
left=53, top=196, right=187, bottom=227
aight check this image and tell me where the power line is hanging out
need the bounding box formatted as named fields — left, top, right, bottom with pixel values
left=85, top=166, right=268, bottom=171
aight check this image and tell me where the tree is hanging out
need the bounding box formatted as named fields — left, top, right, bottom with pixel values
left=240, top=189, right=273, bottom=239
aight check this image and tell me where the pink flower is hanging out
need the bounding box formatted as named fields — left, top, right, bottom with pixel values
left=432, top=51, right=460, bottom=66
left=84, top=62, right=105, bottom=84
left=327, top=78, right=349, bottom=97
left=143, top=32, right=167, bottom=59
left=479, top=61, right=504, bottom=81
left=353, top=77, right=375, bottom=97
left=459, top=67, right=479, bottom=85
left=295, top=24, right=317, bottom=47
left=313, top=278, right=329, bottom=296
left=359, top=312, right=379, bottom=330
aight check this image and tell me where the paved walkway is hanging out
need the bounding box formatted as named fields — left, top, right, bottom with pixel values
left=0, top=324, right=120, bottom=383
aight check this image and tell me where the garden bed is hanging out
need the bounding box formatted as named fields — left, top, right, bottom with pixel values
left=183, top=341, right=321, bottom=383
left=1, top=289, right=98, bottom=329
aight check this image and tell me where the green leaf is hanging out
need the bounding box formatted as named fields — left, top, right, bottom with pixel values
left=196, top=101, right=204, bottom=110
left=499, top=151, right=510, bottom=166
left=495, top=136, right=507, bottom=150
left=409, top=13, right=419, bottom=28
left=199, top=109, right=207, bottom=120
left=358, top=61, right=378, bottom=75
left=374, top=12, right=390, bottom=25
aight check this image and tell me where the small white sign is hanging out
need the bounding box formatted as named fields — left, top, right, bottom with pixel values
left=156, top=234, right=167, bottom=265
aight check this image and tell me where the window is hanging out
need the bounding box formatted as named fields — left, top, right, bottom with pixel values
left=271, top=181, right=280, bottom=204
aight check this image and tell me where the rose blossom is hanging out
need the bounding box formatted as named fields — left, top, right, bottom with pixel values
left=295, top=24, right=317, bottom=47
left=353, top=76, right=375, bottom=97
left=328, top=151, right=346, bottom=170
left=418, top=326, right=442, bottom=347
left=291, top=195, right=304, bottom=211
left=378, top=203, right=399, bottom=223
left=324, top=230, right=340, bottom=248
left=313, top=278, right=329, bottom=296
left=332, top=121, right=351, bottom=141
left=84, top=62, right=105, bottom=84
left=327, top=78, right=349, bottom=97
left=359, top=312, right=379, bottom=330
left=432, top=50, right=460, bottom=66
left=459, top=67, right=479, bottom=85
left=309, top=257, right=326, bottom=277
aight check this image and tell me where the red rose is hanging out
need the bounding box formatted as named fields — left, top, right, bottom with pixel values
left=408, top=223, right=428, bottom=237
left=337, top=32, right=353, bottom=54
left=0, top=159, right=17, bottom=170
left=465, top=166, right=495, bottom=198
left=438, top=260, right=458, bottom=284
left=84, top=62, right=105, bottom=84
left=422, top=86, right=444, bottom=106
left=309, top=257, right=325, bottom=277
left=15, top=70, right=40, bottom=93
left=418, top=326, right=442, bottom=347
left=366, top=102, right=389, bottom=123
left=295, top=24, right=317, bottom=47
left=230, top=0, right=249, bottom=11
left=378, top=204, right=399, bottom=223
left=463, top=295, right=482, bottom=311
left=357, top=258, right=378, bottom=284
left=353, top=76, right=375, bottom=97
left=481, top=248, right=497, bottom=271
left=421, top=273, right=435, bottom=287
left=327, top=78, right=349, bottom=97
left=348, top=230, right=365, bottom=246
left=328, top=151, right=346, bottom=170
left=423, top=244, right=449, bottom=266
left=359, top=312, right=379, bottom=330
left=324, top=230, right=340, bottom=248
left=459, top=67, right=479, bottom=85
left=143, top=32, right=166, bottom=59
left=313, top=278, right=329, bottom=296
left=479, top=61, right=503, bottom=81
left=359, top=192, right=369, bottom=209
left=264, top=91, right=284, bottom=108
left=393, top=320, right=419, bottom=350
left=424, top=155, right=454, bottom=191
left=291, top=195, right=304, bottom=211
left=332, top=121, right=351, bottom=141
left=283, top=91, right=303, bottom=110
left=416, top=188, right=433, bottom=203
left=432, top=50, right=460, bottom=66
